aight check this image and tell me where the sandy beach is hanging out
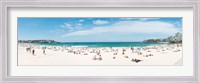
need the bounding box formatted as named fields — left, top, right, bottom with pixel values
left=18, top=43, right=182, bottom=65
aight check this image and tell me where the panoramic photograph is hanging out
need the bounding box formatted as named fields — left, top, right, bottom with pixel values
left=18, top=17, right=182, bottom=65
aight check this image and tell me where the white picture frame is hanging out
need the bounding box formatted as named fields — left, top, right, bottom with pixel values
left=0, top=0, right=199, bottom=83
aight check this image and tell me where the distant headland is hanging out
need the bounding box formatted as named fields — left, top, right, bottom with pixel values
left=18, top=40, right=57, bottom=43
left=143, top=32, right=182, bottom=44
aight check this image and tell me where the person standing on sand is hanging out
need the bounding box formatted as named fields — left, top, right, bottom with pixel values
left=131, top=47, right=134, bottom=53
left=98, top=55, right=102, bottom=61
left=43, top=49, right=45, bottom=55
left=42, top=46, right=46, bottom=55
left=29, top=47, right=32, bottom=53
left=32, top=49, right=35, bottom=55
left=26, top=47, right=30, bottom=52
left=122, top=49, right=126, bottom=55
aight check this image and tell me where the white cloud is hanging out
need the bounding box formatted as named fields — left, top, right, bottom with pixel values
left=60, top=25, right=65, bottom=28
left=92, top=20, right=109, bottom=25
left=174, top=19, right=182, bottom=27
left=62, top=23, right=73, bottom=30
left=79, top=19, right=85, bottom=22
left=120, top=18, right=160, bottom=21
left=138, top=18, right=160, bottom=21
left=62, top=21, right=180, bottom=37
left=77, top=23, right=82, bottom=26
left=57, top=22, right=84, bottom=33
left=64, top=23, right=72, bottom=27
left=120, top=18, right=138, bottom=20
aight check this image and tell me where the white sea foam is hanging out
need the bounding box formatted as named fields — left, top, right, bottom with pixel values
left=71, top=46, right=88, bottom=47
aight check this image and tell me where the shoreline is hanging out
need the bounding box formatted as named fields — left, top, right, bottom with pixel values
left=18, top=43, right=171, bottom=49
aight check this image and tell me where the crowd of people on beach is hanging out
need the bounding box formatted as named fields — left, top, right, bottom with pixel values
left=19, top=43, right=182, bottom=63
left=24, top=45, right=46, bottom=56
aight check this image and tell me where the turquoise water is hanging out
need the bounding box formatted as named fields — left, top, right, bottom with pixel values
left=37, top=42, right=166, bottom=47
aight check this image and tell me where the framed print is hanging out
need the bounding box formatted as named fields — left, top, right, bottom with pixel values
left=17, top=17, right=183, bottom=66
left=0, top=0, right=200, bottom=83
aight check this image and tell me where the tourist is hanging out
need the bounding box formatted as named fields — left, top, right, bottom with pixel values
left=131, top=47, right=134, bottom=53
left=122, top=49, right=126, bottom=55
left=32, top=49, right=35, bottom=55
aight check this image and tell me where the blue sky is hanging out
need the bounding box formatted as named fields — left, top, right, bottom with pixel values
left=18, top=17, right=182, bottom=42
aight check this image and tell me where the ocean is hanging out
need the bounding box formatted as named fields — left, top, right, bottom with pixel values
left=37, top=42, right=166, bottom=47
